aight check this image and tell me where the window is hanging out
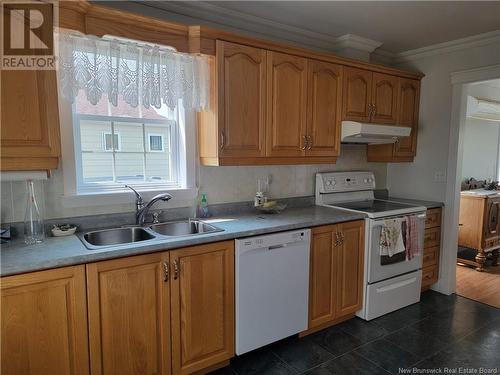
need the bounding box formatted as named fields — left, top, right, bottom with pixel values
left=103, top=132, right=121, bottom=151
left=149, top=134, right=164, bottom=152
left=70, top=91, right=183, bottom=193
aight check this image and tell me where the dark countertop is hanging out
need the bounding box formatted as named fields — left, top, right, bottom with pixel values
left=1, top=206, right=365, bottom=277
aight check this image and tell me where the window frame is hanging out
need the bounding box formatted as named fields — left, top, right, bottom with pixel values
left=102, top=131, right=121, bottom=152
left=148, top=133, right=165, bottom=152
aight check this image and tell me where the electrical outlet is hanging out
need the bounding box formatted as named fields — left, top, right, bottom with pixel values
left=434, top=171, right=446, bottom=183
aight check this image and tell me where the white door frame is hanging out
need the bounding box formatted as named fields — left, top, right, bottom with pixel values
left=436, top=64, right=500, bottom=295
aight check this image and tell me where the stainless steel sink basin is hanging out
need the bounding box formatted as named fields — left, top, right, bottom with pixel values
left=82, top=227, right=156, bottom=249
left=149, top=220, right=223, bottom=237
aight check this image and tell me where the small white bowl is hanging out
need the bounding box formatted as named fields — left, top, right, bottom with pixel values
left=51, top=225, right=77, bottom=237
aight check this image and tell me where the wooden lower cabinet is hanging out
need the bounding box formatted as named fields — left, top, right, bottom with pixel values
left=306, top=220, right=364, bottom=333
left=1, top=266, right=89, bottom=375
left=86, top=241, right=234, bottom=375
left=86, top=252, right=171, bottom=375
left=170, top=241, right=235, bottom=375
left=421, top=208, right=442, bottom=290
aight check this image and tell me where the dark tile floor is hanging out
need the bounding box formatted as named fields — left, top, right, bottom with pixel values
left=211, top=291, right=500, bottom=375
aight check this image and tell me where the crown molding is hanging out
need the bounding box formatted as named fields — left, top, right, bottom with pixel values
left=139, top=0, right=340, bottom=52
left=131, top=1, right=500, bottom=66
left=394, top=30, right=500, bottom=63
left=332, top=34, right=383, bottom=53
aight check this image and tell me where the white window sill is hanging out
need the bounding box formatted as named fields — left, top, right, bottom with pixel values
left=61, top=187, right=198, bottom=208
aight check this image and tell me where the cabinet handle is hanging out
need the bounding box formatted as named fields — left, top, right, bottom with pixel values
left=173, top=259, right=179, bottom=280
left=162, top=261, right=169, bottom=282
left=340, top=232, right=345, bottom=244
left=334, top=232, right=340, bottom=247
left=220, top=131, right=225, bottom=150
left=307, top=135, right=312, bottom=150
left=300, top=135, right=307, bottom=150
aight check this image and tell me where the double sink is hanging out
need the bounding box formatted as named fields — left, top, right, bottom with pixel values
left=80, top=220, right=223, bottom=250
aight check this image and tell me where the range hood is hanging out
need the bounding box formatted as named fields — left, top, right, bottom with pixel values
left=341, top=121, right=411, bottom=144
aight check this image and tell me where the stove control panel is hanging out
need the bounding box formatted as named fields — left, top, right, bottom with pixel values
left=316, top=172, right=376, bottom=193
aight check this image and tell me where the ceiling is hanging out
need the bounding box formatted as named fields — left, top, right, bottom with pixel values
left=169, top=1, right=500, bottom=53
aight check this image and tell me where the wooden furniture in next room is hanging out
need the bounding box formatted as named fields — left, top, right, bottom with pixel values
left=459, top=192, right=500, bottom=272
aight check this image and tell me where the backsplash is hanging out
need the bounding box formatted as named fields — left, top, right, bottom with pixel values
left=0, top=144, right=386, bottom=223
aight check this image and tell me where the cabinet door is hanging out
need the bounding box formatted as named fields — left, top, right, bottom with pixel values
left=170, top=241, right=234, bottom=374
left=217, top=41, right=267, bottom=158
left=87, top=253, right=171, bottom=375
left=394, top=78, right=420, bottom=157
left=1, top=70, right=61, bottom=170
left=1, top=266, right=89, bottom=375
left=306, top=60, right=342, bottom=157
left=342, top=67, right=372, bottom=122
left=308, top=225, right=338, bottom=329
left=371, top=73, right=399, bottom=125
left=336, top=220, right=365, bottom=317
left=266, top=51, right=308, bottom=157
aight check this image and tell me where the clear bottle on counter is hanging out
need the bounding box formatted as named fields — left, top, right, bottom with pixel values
left=24, top=180, right=45, bottom=245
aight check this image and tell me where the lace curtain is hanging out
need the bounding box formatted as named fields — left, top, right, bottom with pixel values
left=57, top=31, right=210, bottom=111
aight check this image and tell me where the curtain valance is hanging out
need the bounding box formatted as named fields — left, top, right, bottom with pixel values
left=57, top=31, right=210, bottom=111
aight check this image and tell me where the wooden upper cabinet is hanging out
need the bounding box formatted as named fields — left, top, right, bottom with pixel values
left=367, top=77, right=421, bottom=162
left=1, top=266, right=89, bottom=375
left=217, top=41, right=267, bottom=158
left=1, top=70, right=61, bottom=171
left=170, top=241, right=234, bottom=374
left=306, top=61, right=343, bottom=157
left=336, top=220, right=364, bottom=317
left=394, top=78, right=420, bottom=157
left=86, top=253, right=171, bottom=375
left=371, top=73, right=399, bottom=125
left=266, top=51, right=308, bottom=157
left=342, top=67, right=372, bottom=122
left=308, top=225, right=338, bottom=329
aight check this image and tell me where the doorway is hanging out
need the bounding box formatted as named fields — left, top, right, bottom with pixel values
left=440, top=65, right=500, bottom=308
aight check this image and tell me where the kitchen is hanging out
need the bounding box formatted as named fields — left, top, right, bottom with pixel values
left=1, top=1, right=499, bottom=374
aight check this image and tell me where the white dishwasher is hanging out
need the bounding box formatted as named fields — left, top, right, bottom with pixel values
left=235, top=229, right=311, bottom=355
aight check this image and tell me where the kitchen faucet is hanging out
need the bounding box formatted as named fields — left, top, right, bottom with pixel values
left=125, top=185, right=173, bottom=226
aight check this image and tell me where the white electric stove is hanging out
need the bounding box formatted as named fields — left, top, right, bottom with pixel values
left=315, top=171, right=427, bottom=320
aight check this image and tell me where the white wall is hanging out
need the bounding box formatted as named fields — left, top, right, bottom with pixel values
left=461, top=118, right=500, bottom=181
left=386, top=41, right=500, bottom=201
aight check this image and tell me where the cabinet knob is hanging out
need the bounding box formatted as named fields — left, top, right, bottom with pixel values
left=307, top=135, right=312, bottom=150
left=162, top=261, right=169, bottom=282
left=220, top=131, right=225, bottom=150
left=301, top=135, right=307, bottom=150
left=173, top=259, right=179, bottom=280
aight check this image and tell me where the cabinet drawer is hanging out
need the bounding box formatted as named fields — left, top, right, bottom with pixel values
left=424, top=227, right=441, bottom=248
left=422, top=247, right=439, bottom=268
left=421, top=265, right=438, bottom=289
left=425, top=208, right=442, bottom=229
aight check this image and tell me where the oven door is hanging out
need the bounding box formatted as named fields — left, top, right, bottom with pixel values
left=367, top=212, right=426, bottom=284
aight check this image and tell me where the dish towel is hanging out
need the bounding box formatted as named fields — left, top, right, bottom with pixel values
left=379, top=218, right=406, bottom=257
left=405, top=215, right=420, bottom=260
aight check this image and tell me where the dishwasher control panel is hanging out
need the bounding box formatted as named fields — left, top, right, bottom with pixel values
left=237, top=229, right=309, bottom=251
